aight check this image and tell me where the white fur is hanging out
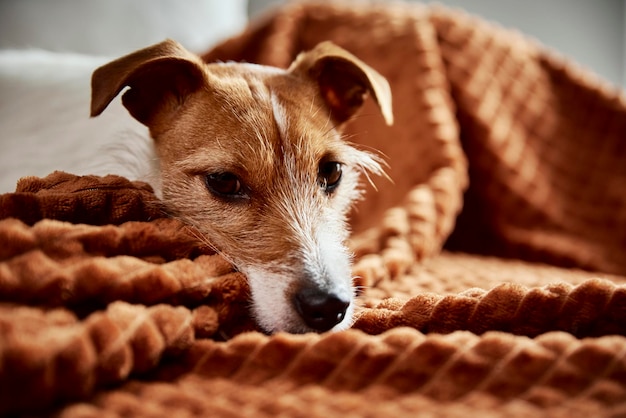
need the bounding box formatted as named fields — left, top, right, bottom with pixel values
left=244, top=265, right=355, bottom=334
left=234, top=97, right=357, bottom=333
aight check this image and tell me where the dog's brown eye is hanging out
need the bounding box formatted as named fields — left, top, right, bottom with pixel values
left=318, top=161, right=342, bottom=193
left=205, top=172, right=245, bottom=199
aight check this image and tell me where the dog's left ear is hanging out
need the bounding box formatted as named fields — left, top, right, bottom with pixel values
left=289, top=41, right=393, bottom=126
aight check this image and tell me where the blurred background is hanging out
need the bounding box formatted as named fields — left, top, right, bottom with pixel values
left=1, top=0, right=624, bottom=87
left=0, top=0, right=624, bottom=192
left=248, top=0, right=625, bottom=88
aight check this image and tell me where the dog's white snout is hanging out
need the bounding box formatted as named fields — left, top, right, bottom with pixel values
left=293, top=286, right=350, bottom=332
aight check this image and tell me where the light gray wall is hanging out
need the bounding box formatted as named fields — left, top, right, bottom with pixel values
left=248, top=0, right=626, bottom=89
left=432, top=0, right=624, bottom=88
left=248, top=0, right=283, bottom=17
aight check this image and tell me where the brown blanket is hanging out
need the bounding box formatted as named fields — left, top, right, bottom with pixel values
left=2, top=2, right=626, bottom=417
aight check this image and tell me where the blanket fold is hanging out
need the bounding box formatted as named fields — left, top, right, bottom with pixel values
left=354, top=279, right=626, bottom=338
left=0, top=171, right=165, bottom=226
left=175, top=328, right=626, bottom=406
left=0, top=301, right=194, bottom=414
left=2, top=1, right=626, bottom=417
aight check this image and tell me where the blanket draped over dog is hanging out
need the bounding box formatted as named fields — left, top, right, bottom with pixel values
left=2, top=2, right=626, bottom=416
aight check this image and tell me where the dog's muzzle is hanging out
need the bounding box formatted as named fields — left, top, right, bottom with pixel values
left=293, top=286, right=350, bottom=332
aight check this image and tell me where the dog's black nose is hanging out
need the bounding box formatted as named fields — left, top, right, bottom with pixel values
left=294, top=288, right=350, bottom=332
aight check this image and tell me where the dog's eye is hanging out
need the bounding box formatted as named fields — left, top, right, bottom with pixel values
left=318, top=161, right=342, bottom=193
left=204, top=172, right=245, bottom=199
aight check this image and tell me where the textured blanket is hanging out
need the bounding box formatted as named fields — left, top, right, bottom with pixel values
left=2, top=1, right=626, bottom=417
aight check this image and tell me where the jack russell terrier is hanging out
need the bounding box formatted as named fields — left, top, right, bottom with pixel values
left=91, top=39, right=393, bottom=334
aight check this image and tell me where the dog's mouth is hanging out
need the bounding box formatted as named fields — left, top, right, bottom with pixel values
left=240, top=265, right=355, bottom=334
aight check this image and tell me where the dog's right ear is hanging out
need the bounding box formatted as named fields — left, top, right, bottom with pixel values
left=91, top=39, right=205, bottom=128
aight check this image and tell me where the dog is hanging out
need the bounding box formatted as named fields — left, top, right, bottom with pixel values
left=91, top=39, right=393, bottom=334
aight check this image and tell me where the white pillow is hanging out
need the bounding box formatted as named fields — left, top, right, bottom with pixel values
left=0, top=0, right=248, bottom=193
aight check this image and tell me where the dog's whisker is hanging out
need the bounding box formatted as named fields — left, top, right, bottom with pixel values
left=178, top=217, right=239, bottom=267
left=309, top=94, right=322, bottom=119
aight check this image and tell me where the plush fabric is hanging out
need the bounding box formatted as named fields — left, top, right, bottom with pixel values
left=1, top=2, right=626, bottom=417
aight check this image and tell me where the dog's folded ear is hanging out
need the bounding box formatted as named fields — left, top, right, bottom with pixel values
left=289, top=41, right=393, bottom=127
left=91, top=39, right=205, bottom=128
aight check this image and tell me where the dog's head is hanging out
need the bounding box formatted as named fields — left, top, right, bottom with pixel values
left=91, top=39, right=392, bottom=333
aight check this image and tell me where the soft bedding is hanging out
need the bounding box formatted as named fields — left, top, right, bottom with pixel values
left=1, top=2, right=625, bottom=416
